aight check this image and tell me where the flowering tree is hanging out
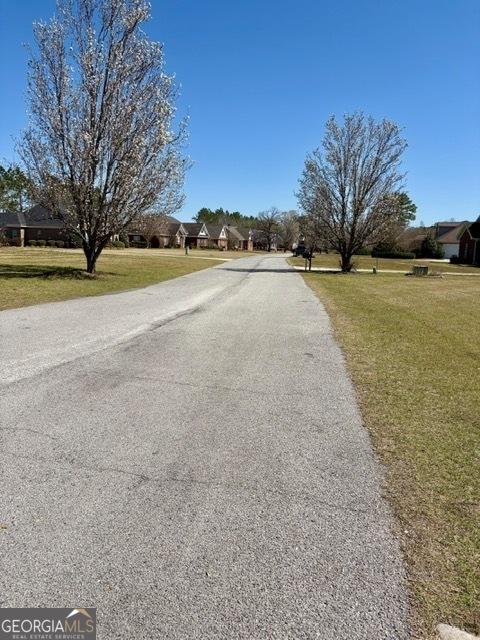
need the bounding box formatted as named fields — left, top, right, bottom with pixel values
left=20, top=0, right=187, bottom=272
left=297, top=113, right=407, bottom=271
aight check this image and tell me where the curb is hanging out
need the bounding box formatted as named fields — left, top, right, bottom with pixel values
left=437, top=624, right=480, bottom=640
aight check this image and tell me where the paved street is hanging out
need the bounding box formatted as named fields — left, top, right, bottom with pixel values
left=0, top=254, right=409, bottom=639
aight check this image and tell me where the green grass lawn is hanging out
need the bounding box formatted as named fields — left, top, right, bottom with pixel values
left=301, top=271, right=480, bottom=638
left=0, top=247, right=231, bottom=310
left=289, top=253, right=480, bottom=274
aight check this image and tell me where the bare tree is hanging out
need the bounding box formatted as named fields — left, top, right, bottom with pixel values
left=20, top=0, right=187, bottom=273
left=257, top=207, right=281, bottom=252
left=297, top=113, right=407, bottom=272
left=279, top=210, right=299, bottom=251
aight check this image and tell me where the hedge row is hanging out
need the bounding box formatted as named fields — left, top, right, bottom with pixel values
left=28, top=240, right=65, bottom=248
left=371, top=249, right=416, bottom=259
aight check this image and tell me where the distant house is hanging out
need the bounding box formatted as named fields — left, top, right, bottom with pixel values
left=127, top=215, right=187, bottom=248
left=458, top=219, right=480, bottom=265
left=434, top=221, right=468, bottom=259
left=183, top=222, right=210, bottom=248
left=226, top=226, right=253, bottom=251
left=204, top=224, right=228, bottom=249
left=0, top=205, right=67, bottom=246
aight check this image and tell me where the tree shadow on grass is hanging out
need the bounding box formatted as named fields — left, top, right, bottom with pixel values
left=0, top=264, right=114, bottom=279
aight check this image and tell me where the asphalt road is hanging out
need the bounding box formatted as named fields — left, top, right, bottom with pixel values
left=0, top=253, right=409, bottom=639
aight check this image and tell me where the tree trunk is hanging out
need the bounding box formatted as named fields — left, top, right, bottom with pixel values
left=84, top=247, right=97, bottom=274
left=340, top=252, right=353, bottom=272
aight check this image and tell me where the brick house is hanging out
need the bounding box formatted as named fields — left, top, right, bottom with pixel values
left=226, top=226, right=253, bottom=251
left=459, top=219, right=480, bottom=265
left=183, top=222, right=210, bottom=248
left=0, top=205, right=67, bottom=246
left=204, top=224, right=228, bottom=249
left=127, top=216, right=187, bottom=248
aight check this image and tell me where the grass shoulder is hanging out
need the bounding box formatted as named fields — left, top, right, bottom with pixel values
left=301, top=270, right=480, bottom=638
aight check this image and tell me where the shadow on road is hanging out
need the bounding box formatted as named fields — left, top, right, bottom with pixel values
left=219, top=267, right=297, bottom=273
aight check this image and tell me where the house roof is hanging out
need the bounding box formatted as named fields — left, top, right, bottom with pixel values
left=437, top=223, right=467, bottom=244
left=436, top=221, right=459, bottom=227
left=465, top=221, right=480, bottom=240
left=0, top=205, right=64, bottom=229
left=0, top=210, right=24, bottom=227
left=205, top=224, right=226, bottom=239
left=24, top=204, right=64, bottom=228
left=166, top=221, right=186, bottom=236
left=235, top=226, right=252, bottom=240
left=184, top=222, right=208, bottom=237
left=227, top=226, right=245, bottom=241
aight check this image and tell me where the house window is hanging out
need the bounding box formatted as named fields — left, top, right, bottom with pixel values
left=11, top=229, right=18, bottom=237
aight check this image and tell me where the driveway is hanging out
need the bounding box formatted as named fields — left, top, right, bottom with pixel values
left=0, top=254, right=408, bottom=639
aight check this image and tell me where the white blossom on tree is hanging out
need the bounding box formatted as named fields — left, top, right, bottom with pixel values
left=20, top=0, right=187, bottom=272
left=297, top=113, right=407, bottom=271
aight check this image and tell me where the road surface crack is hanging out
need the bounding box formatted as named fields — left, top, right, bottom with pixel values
left=3, top=450, right=376, bottom=517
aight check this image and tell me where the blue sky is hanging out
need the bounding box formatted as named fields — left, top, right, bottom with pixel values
left=0, top=0, right=479, bottom=224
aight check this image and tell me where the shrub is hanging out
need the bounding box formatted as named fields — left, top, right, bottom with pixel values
left=130, top=240, right=148, bottom=248
left=118, top=233, right=130, bottom=248
left=371, top=249, right=415, bottom=259
left=28, top=240, right=37, bottom=247
left=55, top=240, right=65, bottom=248
left=112, top=240, right=125, bottom=249
left=419, top=235, right=444, bottom=259
left=450, top=255, right=460, bottom=264
left=37, top=239, right=46, bottom=247
left=47, top=240, right=56, bottom=247
left=356, top=246, right=371, bottom=255
left=0, top=234, right=9, bottom=247
left=8, top=238, right=22, bottom=247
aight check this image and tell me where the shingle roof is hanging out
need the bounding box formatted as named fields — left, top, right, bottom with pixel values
left=166, top=221, right=184, bottom=236
left=0, top=210, right=23, bottom=227
left=437, top=224, right=467, bottom=244
left=205, top=224, right=225, bottom=239
left=227, top=227, right=244, bottom=241
left=183, top=223, right=207, bottom=236
left=466, top=222, right=480, bottom=240
left=23, top=204, right=64, bottom=228
left=235, top=226, right=252, bottom=240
